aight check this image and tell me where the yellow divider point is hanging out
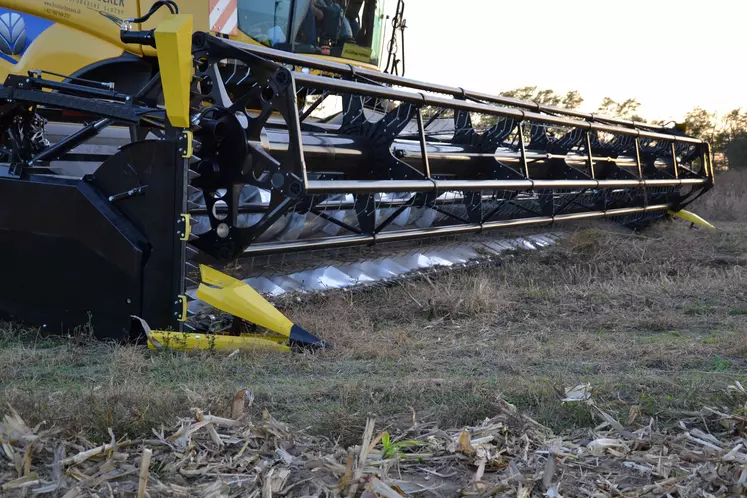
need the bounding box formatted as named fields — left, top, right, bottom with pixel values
left=147, top=331, right=290, bottom=353
left=196, top=265, right=324, bottom=347
left=197, top=265, right=294, bottom=337
left=154, top=14, right=193, bottom=128
left=668, top=209, right=715, bottom=230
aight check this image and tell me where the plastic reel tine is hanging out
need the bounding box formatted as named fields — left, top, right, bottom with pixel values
left=236, top=65, right=252, bottom=85
left=225, top=60, right=238, bottom=85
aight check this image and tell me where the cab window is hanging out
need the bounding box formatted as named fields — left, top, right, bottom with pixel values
left=238, top=0, right=385, bottom=67
left=237, top=0, right=294, bottom=46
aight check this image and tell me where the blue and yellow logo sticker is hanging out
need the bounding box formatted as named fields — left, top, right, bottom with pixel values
left=0, top=9, right=54, bottom=64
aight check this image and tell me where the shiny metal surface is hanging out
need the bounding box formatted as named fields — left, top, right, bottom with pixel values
left=186, top=232, right=562, bottom=313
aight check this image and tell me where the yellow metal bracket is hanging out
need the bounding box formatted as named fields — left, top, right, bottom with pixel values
left=174, top=295, right=188, bottom=322
left=133, top=315, right=292, bottom=354
left=177, top=213, right=191, bottom=241
left=154, top=15, right=193, bottom=129
left=147, top=331, right=291, bottom=353
left=668, top=209, right=715, bottom=230
left=179, top=130, right=193, bottom=158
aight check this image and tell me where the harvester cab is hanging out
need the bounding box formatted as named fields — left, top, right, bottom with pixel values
left=0, top=0, right=714, bottom=350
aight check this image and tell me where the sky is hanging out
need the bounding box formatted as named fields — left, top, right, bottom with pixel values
left=382, top=0, right=747, bottom=122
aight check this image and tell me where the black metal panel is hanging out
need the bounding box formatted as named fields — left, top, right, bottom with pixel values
left=91, top=139, right=186, bottom=333
left=0, top=174, right=147, bottom=339
left=0, top=136, right=186, bottom=339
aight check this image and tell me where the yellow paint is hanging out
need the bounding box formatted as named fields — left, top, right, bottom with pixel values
left=179, top=213, right=191, bottom=241
left=0, top=22, right=124, bottom=82
left=668, top=209, right=715, bottom=229
left=180, top=130, right=194, bottom=158
left=147, top=330, right=290, bottom=353
left=139, top=0, right=209, bottom=57
left=1, top=0, right=140, bottom=54
left=0, top=0, right=382, bottom=83
left=196, top=265, right=294, bottom=338
left=154, top=15, right=193, bottom=128
left=177, top=295, right=188, bottom=322
left=120, top=0, right=382, bottom=70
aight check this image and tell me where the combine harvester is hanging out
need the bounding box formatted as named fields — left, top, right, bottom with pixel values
left=0, top=0, right=714, bottom=349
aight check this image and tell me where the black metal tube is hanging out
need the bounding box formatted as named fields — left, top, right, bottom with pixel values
left=292, top=73, right=703, bottom=144
left=392, top=149, right=642, bottom=167
left=259, top=127, right=681, bottom=179
left=518, top=122, right=529, bottom=178
left=135, top=71, right=163, bottom=99
left=705, top=143, right=715, bottom=181
left=299, top=90, right=329, bottom=121
left=432, top=179, right=534, bottom=190
left=220, top=37, right=681, bottom=133
left=585, top=132, right=595, bottom=179
left=375, top=224, right=481, bottom=243
left=239, top=204, right=670, bottom=256
left=192, top=193, right=517, bottom=216
left=310, top=207, right=363, bottom=234
left=305, top=178, right=707, bottom=194
left=29, top=77, right=130, bottom=101
left=634, top=138, right=643, bottom=178
left=241, top=234, right=375, bottom=256
left=306, top=180, right=436, bottom=193
left=415, top=109, right=431, bottom=178
left=32, top=118, right=112, bottom=163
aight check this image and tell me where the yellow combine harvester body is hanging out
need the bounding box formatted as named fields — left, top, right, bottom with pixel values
left=0, top=0, right=382, bottom=86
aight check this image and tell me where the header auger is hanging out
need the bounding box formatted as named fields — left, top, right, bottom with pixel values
left=0, top=2, right=714, bottom=348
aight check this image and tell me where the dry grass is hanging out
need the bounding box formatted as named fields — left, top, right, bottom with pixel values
left=693, top=169, right=747, bottom=222
left=3, top=223, right=747, bottom=444
left=1, top=171, right=747, bottom=493
left=5, top=383, right=747, bottom=496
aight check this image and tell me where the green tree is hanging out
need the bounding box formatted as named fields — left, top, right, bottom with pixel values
left=597, top=97, right=617, bottom=116
left=717, top=109, right=747, bottom=168
left=562, top=90, right=584, bottom=110
left=682, top=107, right=717, bottom=143
left=680, top=107, right=747, bottom=170
left=597, top=97, right=643, bottom=121
left=725, top=134, right=747, bottom=168
left=501, top=86, right=540, bottom=102
left=500, top=86, right=584, bottom=110
left=718, top=109, right=747, bottom=143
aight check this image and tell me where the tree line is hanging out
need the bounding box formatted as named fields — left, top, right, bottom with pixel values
left=500, top=86, right=746, bottom=170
